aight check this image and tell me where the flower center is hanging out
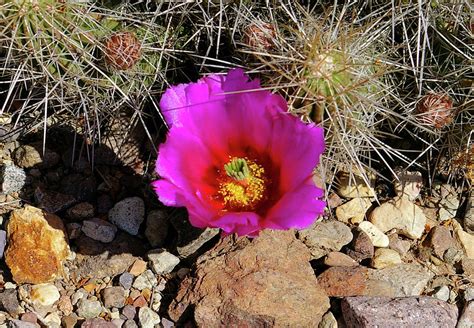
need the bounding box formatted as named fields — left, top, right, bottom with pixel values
left=217, top=157, right=268, bottom=211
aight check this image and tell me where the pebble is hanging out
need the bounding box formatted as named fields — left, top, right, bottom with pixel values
left=44, top=312, right=61, bottom=326
left=161, top=318, right=175, bottom=328
left=82, top=218, right=117, bottom=243
left=457, top=302, right=474, bottom=328
left=145, top=210, right=169, bottom=248
left=433, top=285, right=450, bottom=302
left=132, top=295, right=148, bottom=308
left=122, top=305, right=136, bottom=320
left=347, top=228, right=374, bottom=262
left=464, top=288, right=474, bottom=302
left=138, top=307, right=160, bottom=328
left=0, top=289, right=21, bottom=316
left=150, top=290, right=162, bottom=311
left=132, top=270, right=157, bottom=291
left=456, top=228, right=474, bottom=259
left=324, top=252, right=357, bottom=267
left=318, top=311, right=337, bottom=328
left=0, top=164, right=26, bottom=194
left=62, top=314, right=78, bottom=328
left=423, top=226, right=456, bottom=258
left=12, top=145, right=41, bottom=168
left=393, top=170, right=422, bottom=200
left=335, top=198, right=372, bottom=224
left=298, top=220, right=353, bottom=259
left=369, top=196, right=426, bottom=239
left=20, top=313, right=37, bottom=324
left=123, top=319, right=138, bottom=328
left=388, top=234, right=411, bottom=255
left=81, top=318, right=115, bottom=328
left=341, top=296, right=457, bottom=327
left=8, top=319, right=37, bottom=328
left=119, top=272, right=134, bottom=290
left=67, top=202, right=95, bottom=221
left=147, top=250, right=180, bottom=274
left=71, top=289, right=86, bottom=306
left=30, top=284, right=60, bottom=307
left=129, top=259, right=147, bottom=277
left=76, top=299, right=102, bottom=319
left=108, top=197, right=145, bottom=235
left=102, top=287, right=125, bottom=309
left=57, top=295, right=73, bottom=316
left=358, top=221, right=389, bottom=247
left=371, top=248, right=402, bottom=269
left=444, top=247, right=464, bottom=264
left=111, top=319, right=125, bottom=328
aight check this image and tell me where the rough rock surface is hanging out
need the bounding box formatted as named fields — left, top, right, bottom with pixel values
left=168, top=230, right=330, bottom=327
left=341, top=296, right=458, bottom=328
left=108, top=197, right=145, bottom=235
left=5, top=205, right=70, bottom=284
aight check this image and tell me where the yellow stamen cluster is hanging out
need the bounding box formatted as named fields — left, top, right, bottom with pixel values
left=218, top=157, right=267, bottom=211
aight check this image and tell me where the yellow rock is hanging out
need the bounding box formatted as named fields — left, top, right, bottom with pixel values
left=5, top=205, right=70, bottom=284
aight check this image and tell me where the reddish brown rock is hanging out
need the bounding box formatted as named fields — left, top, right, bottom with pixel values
left=318, top=266, right=369, bottom=297
left=169, top=230, right=329, bottom=327
left=5, top=205, right=70, bottom=284
left=347, top=229, right=374, bottom=262
left=423, top=226, right=456, bottom=258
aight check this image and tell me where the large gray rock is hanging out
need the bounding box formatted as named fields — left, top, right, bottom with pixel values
left=341, top=296, right=457, bottom=328
left=0, top=164, right=26, bottom=194
left=298, top=220, right=353, bottom=260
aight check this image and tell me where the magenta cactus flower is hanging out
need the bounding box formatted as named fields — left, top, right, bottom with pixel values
left=153, top=69, right=325, bottom=237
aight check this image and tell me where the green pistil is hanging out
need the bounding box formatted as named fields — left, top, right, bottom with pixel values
left=224, top=158, right=250, bottom=181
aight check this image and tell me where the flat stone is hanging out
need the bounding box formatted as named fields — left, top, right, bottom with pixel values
left=358, top=221, right=389, bottom=247
left=393, top=170, right=422, bottom=200
left=76, top=299, right=102, bottom=319
left=82, top=218, right=117, bottom=243
left=102, top=287, right=125, bottom=309
left=456, top=228, right=474, bottom=259
left=298, top=220, right=353, bottom=260
left=34, top=187, right=77, bottom=213
left=108, top=197, right=145, bottom=235
left=347, top=229, right=374, bottom=262
left=119, top=272, right=134, bottom=290
left=30, top=284, right=60, bottom=307
left=368, top=263, right=434, bottom=297
left=457, top=301, right=474, bottom=328
left=423, top=226, right=456, bottom=258
left=67, top=202, right=95, bottom=221
left=133, top=270, right=157, bottom=291
left=145, top=210, right=169, bottom=248
left=147, top=250, right=180, bottom=275
left=169, top=230, right=330, bottom=326
left=0, top=289, right=20, bottom=316
left=335, top=198, right=372, bottom=224
left=5, top=205, right=70, bottom=284
left=369, top=196, right=426, bottom=239
left=318, top=266, right=368, bottom=297
left=324, top=252, right=358, bottom=267
left=129, top=259, right=147, bottom=276
left=0, top=164, right=26, bottom=194
left=371, top=248, right=402, bottom=269
left=341, top=296, right=457, bottom=327
left=138, top=307, right=160, bottom=328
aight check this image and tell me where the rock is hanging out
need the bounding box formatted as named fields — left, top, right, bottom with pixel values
left=358, top=221, right=389, bottom=247
left=129, top=259, right=147, bottom=276
left=123, top=320, right=138, bottom=328
left=369, top=196, right=426, bottom=239
left=347, top=229, right=374, bottom=262
left=122, top=305, right=136, bottom=320
left=5, top=205, right=70, bottom=284
left=147, top=250, right=180, bottom=275
left=444, top=247, right=464, bottom=264
left=34, top=187, right=77, bottom=213
left=465, top=288, right=474, bottom=302
left=44, top=312, right=61, bottom=326
left=66, top=223, right=82, bottom=240
left=62, top=314, right=78, bottom=328
left=20, top=312, right=38, bottom=324
left=81, top=318, right=116, bottom=328
left=318, top=266, right=368, bottom=297
left=371, top=248, right=402, bottom=269
left=0, top=164, right=26, bottom=194
left=456, top=228, right=474, bottom=259
left=138, top=307, right=160, bottom=328
left=393, top=170, right=422, bottom=200
left=176, top=227, right=219, bottom=258
left=132, top=295, right=147, bottom=308
left=368, top=263, right=434, bottom=297
left=144, top=210, right=169, bottom=248
left=132, top=270, right=157, bottom=291
left=464, top=193, right=474, bottom=233
left=423, top=226, right=456, bottom=258
left=462, top=258, right=474, bottom=279
left=336, top=169, right=376, bottom=198
left=30, top=284, right=60, bottom=307
left=433, top=285, right=450, bottom=302
left=438, top=184, right=460, bottom=221
left=76, top=299, right=102, bottom=319
left=388, top=234, right=411, bottom=255
left=82, top=218, right=117, bottom=243
left=0, top=230, right=6, bottom=259
left=67, top=202, right=95, bottom=221
left=319, top=311, right=337, bottom=328
left=298, top=220, right=353, bottom=260
left=458, top=301, right=474, bottom=328
left=169, top=230, right=330, bottom=326
left=119, top=272, right=134, bottom=290
left=0, top=289, right=20, bottom=316
left=341, top=296, right=458, bottom=327
left=160, top=318, right=174, bottom=328
left=324, top=252, right=358, bottom=267
left=13, top=145, right=59, bottom=169
left=57, top=295, right=73, bottom=316
left=102, top=287, right=125, bottom=309
left=335, top=198, right=372, bottom=224
left=108, top=197, right=145, bottom=235
left=8, top=319, right=37, bottom=328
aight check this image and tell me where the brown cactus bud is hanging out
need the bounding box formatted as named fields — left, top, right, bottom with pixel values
left=104, top=32, right=141, bottom=70
left=415, top=93, right=455, bottom=129
left=242, top=22, right=277, bottom=50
